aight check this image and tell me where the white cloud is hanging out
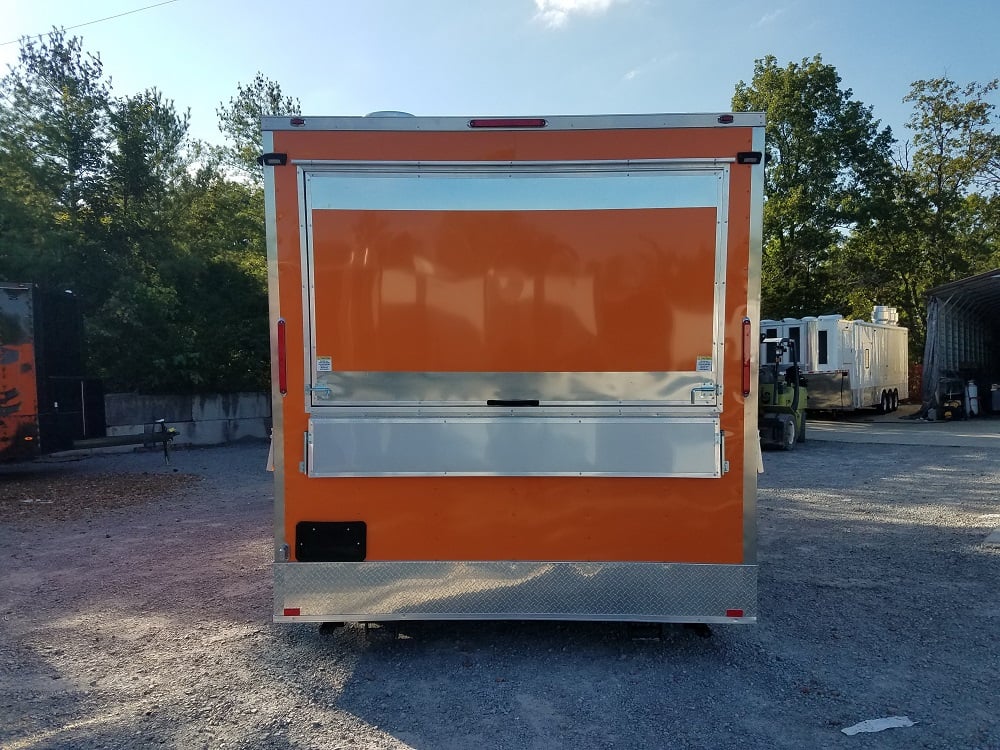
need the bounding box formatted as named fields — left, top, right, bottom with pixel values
left=753, top=7, right=786, bottom=28
left=621, top=53, right=680, bottom=83
left=534, top=0, right=623, bottom=28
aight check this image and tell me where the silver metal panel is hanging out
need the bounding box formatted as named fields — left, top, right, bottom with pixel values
left=274, top=561, right=756, bottom=623
left=711, top=167, right=730, bottom=410
left=262, top=112, right=766, bottom=132
left=301, top=160, right=730, bottom=409
left=304, top=170, right=721, bottom=211
left=743, top=123, right=765, bottom=565
left=805, top=371, right=854, bottom=411
left=297, top=165, right=313, bottom=417
left=308, top=415, right=721, bottom=477
left=295, top=158, right=734, bottom=171
left=262, top=130, right=289, bottom=562
left=311, top=371, right=717, bottom=406
left=310, top=405, right=717, bottom=418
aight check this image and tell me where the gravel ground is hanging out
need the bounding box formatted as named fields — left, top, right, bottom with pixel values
left=1, top=438, right=998, bottom=749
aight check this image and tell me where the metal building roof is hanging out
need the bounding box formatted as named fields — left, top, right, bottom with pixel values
left=926, top=268, right=1000, bottom=316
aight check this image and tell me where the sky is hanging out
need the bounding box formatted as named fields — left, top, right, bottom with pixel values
left=1, top=0, right=997, bottom=149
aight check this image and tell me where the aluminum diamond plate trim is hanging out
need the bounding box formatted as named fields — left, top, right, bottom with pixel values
left=275, top=561, right=756, bottom=623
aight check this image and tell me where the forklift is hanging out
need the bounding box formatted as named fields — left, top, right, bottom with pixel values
left=759, top=336, right=807, bottom=450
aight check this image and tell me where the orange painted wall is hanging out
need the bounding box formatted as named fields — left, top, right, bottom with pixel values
left=269, top=125, right=755, bottom=564
left=0, top=342, right=40, bottom=459
left=310, top=208, right=717, bottom=373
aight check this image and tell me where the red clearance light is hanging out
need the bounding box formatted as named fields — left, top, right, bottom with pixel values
left=726, top=609, right=745, bottom=618
left=290, top=117, right=305, bottom=127
left=469, top=118, right=547, bottom=129
left=283, top=607, right=301, bottom=617
left=718, top=114, right=735, bottom=124
left=277, top=319, right=288, bottom=395
left=742, top=317, right=752, bottom=397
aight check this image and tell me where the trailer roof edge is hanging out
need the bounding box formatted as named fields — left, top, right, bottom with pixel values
left=260, top=113, right=766, bottom=132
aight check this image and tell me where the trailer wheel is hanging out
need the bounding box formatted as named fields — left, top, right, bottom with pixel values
left=878, top=391, right=889, bottom=414
left=891, top=390, right=899, bottom=411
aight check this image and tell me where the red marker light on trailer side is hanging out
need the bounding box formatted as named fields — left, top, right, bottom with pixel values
left=742, top=318, right=752, bottom=397
left=277, top=319, right=287, bottom=395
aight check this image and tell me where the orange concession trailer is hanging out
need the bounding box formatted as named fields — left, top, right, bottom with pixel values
left=262, top=113, right=764, bottom=624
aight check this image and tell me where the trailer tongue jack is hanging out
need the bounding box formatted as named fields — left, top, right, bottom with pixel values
left=71, top=419, right=178, bottom=463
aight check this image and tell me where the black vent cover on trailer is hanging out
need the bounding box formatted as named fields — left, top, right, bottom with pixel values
left=295, top=521, right=366, bottom=562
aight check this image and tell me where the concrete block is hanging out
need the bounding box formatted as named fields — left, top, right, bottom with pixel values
left=104, top=392, right=270, bottom=448
left=105, top=393, right=193, bottom=425
left=192, top=392, right=271, bottom=422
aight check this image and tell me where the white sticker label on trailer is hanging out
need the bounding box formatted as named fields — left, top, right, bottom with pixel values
left=316, top=357, right=333, bottom=373
left=696, top=356, right=713, bottom=372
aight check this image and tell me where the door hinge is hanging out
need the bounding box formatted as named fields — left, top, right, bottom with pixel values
left=691, top=383, right=718, bottom=405
left=300, top=431, right=311, bottom=474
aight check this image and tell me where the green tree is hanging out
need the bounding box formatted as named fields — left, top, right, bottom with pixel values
left=732, top=55, right=895, bottom=318
left=107, top=88, right=190, bottom=218
left=836, top=77, right=999, bottom=354
left=905, top=78, right=998, bottom=200
left=0, top=28, right=112, bottom=294
left=76, top=89, right=194, bottom=391
left=0, top=31, right=272, bottom=393
left=161, top=163, right=270, bottom=392
left=216, top=72, right=300, bottom=182
left=0, top=28, right=110, bottom=224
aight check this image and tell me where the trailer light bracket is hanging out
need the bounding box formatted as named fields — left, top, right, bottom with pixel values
left=258, top=152, right=288, bottom=167
left=736, top=151, right=763, bottom=165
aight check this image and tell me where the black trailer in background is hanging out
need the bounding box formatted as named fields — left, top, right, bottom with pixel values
left=922, top=269, right=1000, bottom=418
left=0, top=283, right=107, bottom=461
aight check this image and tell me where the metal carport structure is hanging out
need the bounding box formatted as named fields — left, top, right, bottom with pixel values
left=922, top=268, right=1000, bottom=415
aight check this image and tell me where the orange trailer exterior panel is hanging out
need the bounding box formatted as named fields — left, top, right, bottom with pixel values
left=264, top=113, right=764, bottom=623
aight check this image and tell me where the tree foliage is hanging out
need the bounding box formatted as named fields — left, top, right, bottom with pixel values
left=0, top=29, right=110, bottom=222
left=733, top=56, right=999, bottom=362
left=3, top=32, right=996, bottom=394
left=108, top=88, right=190, bottom=218
left=836, top=77, right=999, bottom=352
left=0, top=30, right=274, bottom=393
left=216, top=71, right=300, bottom=181
left=732, top=55, right=895, bottom=318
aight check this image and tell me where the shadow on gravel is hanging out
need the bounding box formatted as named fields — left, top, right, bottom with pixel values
left=325, top=619, right=749, bottom=750
left=5, top=441, right=999, bottom=749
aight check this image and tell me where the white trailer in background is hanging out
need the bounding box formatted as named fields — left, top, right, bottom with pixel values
left=760, top=307, right=908, bottom=412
